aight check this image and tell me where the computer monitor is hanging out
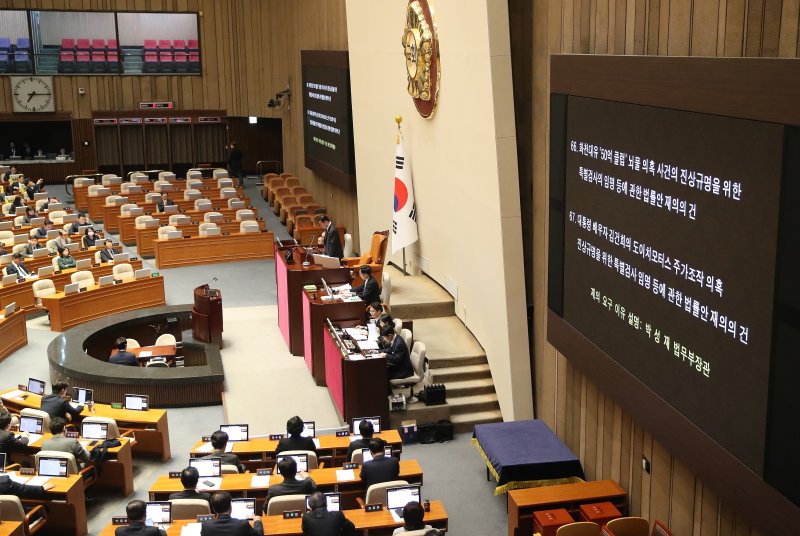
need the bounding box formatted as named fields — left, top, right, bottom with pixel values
left=2, top=274, right=18, bottom=286
left=0, top=254, right=12, bottom=265
left=145, top=502, right=172, bottom=525
left=47, top=203, right=63, bottom=211
left=313, top=254, right=341, bottom=269
left=46, top=229, right=60, bottom=240
left=189, top=457, right=221, bottom=478
left=301, top=421, right=315, bottom=438
left=164, top=204, right=178, bottom=213
left=206, top=213, right=223, bottom=223
left=230, top=498, right=256, bottom=520
left=15, top=207, right=26, bottom=215
left=98, top=275, right=115, bottom=287
left=81, top=421, right=108, bottom=440
left=305, top=492, right=341, bottom=513
left=0, top=452, right=6, bottom=473
left=229, top=200, right=245, bottom=209
left=37, top=456, right=69, bottom=478
left=13, top=234, right=27, bottom=245
left=66, top=243, right=80, bottom=253
left=135, top=268, right=152, bottom=280
left=63, top=213, right=78, bottom=223
left=75, top=258, right=91, bottom=269
left=30, top=217, right=45, bottom=227
left=351, top=416, right=382, bottom=434
left=19, top=415, right=43, bottom=435
left=386, top=485, right=421, bottom=516
left=73, top=387, right=93, bottom=404
left=38, top=266, right=53, bottom=277
left=276, top=453, right=308, bottom=474
left=32, top=248, right=49, bottom=259
left=219, top=424, right=249, bottom=442
left=64, top=283, right=80, bottom=295
left=0, top=221, right=10, bottom=231
left=27, top=378, right=45, bottom=395
left=113, top=253, right=130, bottom=263
left=124, top=394, right=149, bottom=411
left=360, top=446, right=393, bottom=463
left=4, top=303, right=16, bottom=317
left=128, top=207, right=143, bottom=217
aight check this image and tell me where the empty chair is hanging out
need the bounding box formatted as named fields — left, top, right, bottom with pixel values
left=145, top=192, right=161, bottom=203
left=159, top=52, right=173, bottom=72
left=154, top=181, right=171, bottom=192
left=32, top=279, right=56, bottom=306
left=240, top=220, right=259, bottom=233
left=59, top=51, right=76, bottom=73
left=198, top=223, right=218, bottom=237
left=159, top=171, right=176, bottom=181
left=195, top=199, right=212, bottom=211
left=107, top=38, right=118, bottom=51
left=91, top=52, right=105, bottom=72
left=13, top=52, right=31, bottom=72
left=343, top=233, right=354, bottom=258
left=87, top=184, right=103, bottom=197
left=184, top=188, right=201, bottom=200
left=221, top=464, right=239, bottom=475
left=74, top=177, right=95, bottom=188
left=76, top=39, right=90, bottom=52
left=213, top=169, right=229, bottom=179
left=228, top=198, right=245, bottom=209
left=120, top=204, right=138, bottom=217
left=145, top=358, right=169, bottom=368
left=0, top=53, right=10, bottom=74
left=102, top=174, right=122, bottom=185
left=143, top=51, right=158, bottom=73
left=75, top=51, right=90, bottom=73
left=217, top=178, right=233, bottom=188
left=173, top=40, right=187, bottom=52
left=113, top=263, right=135, bottom=282
left=285, top=177, right=301, bottom=188
left=158, top=39, right=172, bottom=51
left=91, top=39, right=105, bottom=51
left=126, top=338, right=140, bottom=349
left=15, top=38, right=30, bottom=51
left=187, top=178, right=203, bottom=189
left=203, top=212, right=223, bottom=223
left=61, top=38, right=76, bottom=51
left=557, top=522, right=601, bottom=536
left=105, top=194, right=122, bottom=206
left=0, top=230, right=14, bottom=247
left=604, top=517, right=649, bottom=536
left=144, top=39, right=157, bottom=52
left=236, top=209, right=254, bottom=221
left=48, top=211, right=67, bottom=225
left=173, top=53, right=188, bottom=72
left=168, top=215, right=185, bottom=225
left=171, top=499, right=210, bottom=520
left=0, top=495, right=48, bottom=535
left=130, top=172, right=149, bottom=184
left=265, top=495, right=307, bottom=516
left=120, top=182, right=140, bottom=194
left=187, top=39, right=199, bottom=52
left=400, top=328, right=413, bottom=352
left=155, top=333, right=176, bottom=346
left=135, top=215, right=155, bottom=229
left=35, top=199, right=48, bottom=211
left=158, top=225, right=177, bottom=239
left=71, top=270, right=94, bottom=290
left=186, top=170, right=202, bottom=180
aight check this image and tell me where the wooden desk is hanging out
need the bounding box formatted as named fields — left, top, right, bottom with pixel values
left=8, top=471, right=87, bottom=536
left=135, top=219, right=266, bottom=257
left=275, top=245, right=352, bottom=356
left=507, top=480, right=626, bottom=536
left=112, top=344, right=177, bottom=366
left=75, top=178, right=239, bottom=212
left=0, top=245, right=107, bottom=276
left=0, top=310, right=27, bottom=364
left=189, top=430, right=404, bottom=469
left=302, top=290, right=365, bottom=386
left=0, top=521, right=24, bottom=536
left=149, top=459, right=423, bottom=510
left=0, top=259, right=143, bottom=311
left=0, top=389, right=171, bottom=462
left=153, top=232, right=275, bottom=269
left=119, top=206, right=260, bottom=246
left=92, top=192, right=249, bottom=226
left=40, top=275, right=166, bottom=332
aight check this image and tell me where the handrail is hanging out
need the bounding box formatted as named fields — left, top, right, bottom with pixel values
left=256, top=160, right=283, bottom=178
left=64, top=172, right=102, bottom=197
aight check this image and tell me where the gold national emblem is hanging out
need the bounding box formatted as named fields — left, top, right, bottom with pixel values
left=402, top=0, right=439, bottom=118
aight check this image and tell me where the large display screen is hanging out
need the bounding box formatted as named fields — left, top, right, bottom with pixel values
left=301, top=50, right=356, bottom=190
left=557, top=96, right=784, bottom=473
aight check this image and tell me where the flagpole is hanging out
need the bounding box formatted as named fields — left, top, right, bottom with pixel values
left=396, top=115, right=409, bottom=276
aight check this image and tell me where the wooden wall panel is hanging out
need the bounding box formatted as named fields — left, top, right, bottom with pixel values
left=516, top=0, right=800, bottom=532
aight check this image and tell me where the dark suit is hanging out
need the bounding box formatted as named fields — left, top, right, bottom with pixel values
left=100, top=248, right=116, bottom=262
left=82, top=234, right=98, bottom=248
left=40, top=393, right=84, bottom=421
left=33, top=227, right=48, bottom=239
left=0, top=429, right=29, bottom=454
left=0, top=474, right=47, bottom=499
left=265, top=477, right=316, bottom=504
left=5, top=261, right=30, bottom=277
left=302, top=508, right=356, bottom=536
left=21, top=243, right=42, bottom=257
left=323, top=222, right=343, bottom=259
left=110, top=351, right=139, bottom=366
left=168, top=489, right=211, bottom=502
left=68, top=221, right=85, bottom=234
left=385, top=336, right=413, bottom=380
left=200, top=514, right=263, bottom=536
left=359, top=455, right=400, bottom=490
left=345, top=438, right=372, bottom=462
left=115, top=522, right=166, bottom=536
left=275, top=435, right=317, bottom=456
left=352, top=275, right=380, bottom=305
left=156, top=199, right=174, bottom=213
left=203, top=450, right=245, bottom=473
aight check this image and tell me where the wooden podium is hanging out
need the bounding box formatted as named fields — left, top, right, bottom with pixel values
left=192, top=284, right=223, bottom=347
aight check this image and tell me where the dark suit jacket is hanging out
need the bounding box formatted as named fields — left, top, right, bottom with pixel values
left=200, top=514, right=263, bottom=536
left=115, top=523, right=166, bottom=536
left=0, top=474, right=47, bottom=499
left=5, top=262, right=30, bottom=277
left=22, top=243, right=43, bottom=256
left=100, top=248, right=116, bottom=262
left=275, top=435, right=317, bottom=456
left=33, top=227, right=48, bottom=239
left=323, top=222, right=343, bottom=259
left=352, top=275, right=380, bottom=305
left=110, top=351, right=139, bottom=366
left=0, top=429, right=29, bottom=454
left=156, top=199, right=173, bottom=213
left=385, top=336, right=413, bottom=380
left=40, top=393, right=84, bottom=420
left=359, top=455, right=400, bottom=490
left=82, top=234, right=97, bottom=248
left=345, top=438, right=372, bottom=461
left=301, top=509, right=356, bottom=536
left=265, top=477, right=316, bottom=504
left=168, top=489, right=211, bottom=502
left=203, top=450, right=245, bottom=473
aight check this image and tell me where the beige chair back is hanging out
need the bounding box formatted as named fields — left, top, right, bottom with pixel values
left=213, top=168, right=229, bottom=179
left=171, top=499, right=211, bottom=519
left=604, top=517, right=650, bottom=536
left=154, top=181, right=171, bottom=192
left=221, top=464, right=240, bottom=475
left=158, top=225, right=177, bottom=239
left=21, top=408, right=51, bottom=431
left=130, top=172, right=149, bottom=184
left=184, top=188, right=201, bottom=200
left=0, top=230, right=14, bottom=246
left=343, top=233, right=354, bottom=258
left=146, top=192, right=161, bottom=203
left=135, top=215, right=155, bottom=229
left=187, top=179, right=203, bottom=189
left=102, top=174, right=122, bottom=186
left=32, top=279, right=56, bottom=305
left=236, top=209, right=254, bottom=221
left=48, top=210, right=67, bottom=225
left=159, top=172, right=176, bottom=181
left=198, top=223, right=218, bottom=237
left=381, top=271, right=391, bottom=305
left=13, top=216, right=26, bottom=227
left=219, top=187, right=237, bottom=198
left=82, top=416, right=121, bottom=438
left=120, top=203, right=138, bottom=217
left=113, top=263, right=135, bottom=281
left=240, top=221, right=259, bottom=234
left=203, top=211, right=223, bottom=223
left=71, top=270, right=94, bottom=289
left=155, top=333, right=176, bottom=346
left=400, top=329, right=413, bottom=352
left=365, top=480, right=409, bottom=506
left=195, top=199, right=212, bottom=211
left=217, top=178, right=233, bottom=188
left=105, top=195, right=122, bottom=207
left=126, top=338, right=140, bottom=349
left=556, top=522, right=602, bottom=536
left=12, top=243, right=27, bottom=255
left=265, top=494, right=307, bottom=516
left=87, top=184, right=103, bottom=196
left=186, top=171, right=203, bottom=180
left=74, top=177, right=95, bottom=187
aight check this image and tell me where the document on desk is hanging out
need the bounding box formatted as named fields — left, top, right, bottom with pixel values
left=197, top=477, right=222, bottom=491
left=348, top=354, right=366, bottom=361
left=180, top=524, right=202, bottom=536
left=367, top=324, right=379, bottom=341
left=250, top=475, right=270, bottom=488
left=332, top=284, right=352, bottom=292
left=357, top=340, right=380, bottom=351
left=25, top=433, right=43, bottom=445
left=27, top=476, right=51, bottom=487
left=336, top=469, right=355, bottom=482
left=195, top=442, right=214, bottom=453
left=343, top=296, right=362, bottom=303
left=344, top=328, right=368, bottom=341
left=7, top=474, right=30, bottom=485
left=139, top=350, right=153, bottom=357
left=1, top=389, right=25, bottom=400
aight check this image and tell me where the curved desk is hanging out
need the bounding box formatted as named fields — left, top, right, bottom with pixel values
left=0, top=309, right=27, bottom=363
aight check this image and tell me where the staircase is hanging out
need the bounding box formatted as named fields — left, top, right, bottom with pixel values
left=387, top=266, right=502, bottom=433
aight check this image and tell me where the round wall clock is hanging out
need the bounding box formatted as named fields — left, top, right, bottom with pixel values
left=11, top=76, right=55, bottom=113
left=402, top=0, right=440, bottom=118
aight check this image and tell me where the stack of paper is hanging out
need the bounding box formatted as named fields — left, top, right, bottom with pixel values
left=1, top=389, right=25, bottom=400
left=27, top=476, right=50, bottom=487
left=335, top=469, right=355, bottom=482
left=25, top=433, right=43, bottom=445
left=195, top=442, right=214, bottom=453
left=250, top=475, right=270, bottom=488
left=357, top=340, right=380, bottom=351
left=344, top=328, right=367, bottom=341
left=180, top=524, right=202, bottom=536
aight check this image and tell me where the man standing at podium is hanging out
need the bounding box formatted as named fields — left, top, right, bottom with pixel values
left=317, top=215, right=343, bottom=259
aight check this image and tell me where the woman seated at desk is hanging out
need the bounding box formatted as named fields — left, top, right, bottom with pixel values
left=82, top=227, right=98, bottom=248
left=21, top=206, right=37, bottom=225
left=56, top=247, right=76, bottom=270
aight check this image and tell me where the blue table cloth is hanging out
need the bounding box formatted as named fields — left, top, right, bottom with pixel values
left=472, top=419, right=585, bottom=494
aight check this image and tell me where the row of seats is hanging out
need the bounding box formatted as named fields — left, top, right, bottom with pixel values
left=28, top=263, right=137, bottom=301
left=553, top=517, right=670, bottom=536
left=0, top=53, right=31, bottom=73
left=0, top=37, right=30, bottom=51
left=154, top=220, right=261, bottom=238
left=59, top=51, right=119, bottom=73
left=76, top=169, right=228, bottom=188
left=60, top=38, right=118, bottom=52
left=263, top=172, right=328, bottom=236
left=143, top=51, right=200, bottom=73
left=143, top=39, right=199, bottom=52
left=134, top=209, right=255, bottom=227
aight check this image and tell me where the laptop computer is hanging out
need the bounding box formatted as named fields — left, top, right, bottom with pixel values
left=37, top=456, right=69, bottom=478
left=135, top=268, right=152, bottom=280
left=301, top=421, right=315, bottom=438
left=351, top=416, right=382, bottom=435
left=38, top=266, right=53, bottom=277
left=30, top=217, right=45, bottom=227
left=0, top=254, right=12, bottom=266
left=163, top=204, right=178, bottom=214
left=45, top=229, right=60, bottom=240
left=219, top=424, right=249, bottom=442
left=230, top=498, right=256, bottom=520
left=2, top=274, right=18, bottom=286
left=33, top=192, right=48, bottom=201
left=0, top=221, right=11, bottom=231
left=386, top=485, right=421, bottom=520
left=19, top=415, right=43, bottom=435
left=47, top=203, right=63, bottom=211
left=276, top=453, right=308, bottom=474
left=27, top=378, right=46, bottom=395
left=145, top=502, right=172, bottom=526
left=67, top=243, right=80, bottom=253
left=124, top=394, right=149, bottom=411
left=63, top=213, right=78, bottom=223
left=112, top=253, right=130, bottom=263
left=3, top=303, right=16, bottom=317
left=15, top=207, right=26, bottom=215
left=81, top=421, right=108, bottom=440
left=14, top=234, right=28, bottom=245
left=75, top=259, right=91, bottom=269
left=64, top=283, right=80, bottom=295
left=360, top=446, right=394, bottom=463
left=32, top=248, right=50, bottom=259
left=189, top=457, right=222, bottom=478
left=98, top=275, right=115, bottom=287
left=73, top=387, right=93, bottom=404
left=305, top=492, right=341, bottom=513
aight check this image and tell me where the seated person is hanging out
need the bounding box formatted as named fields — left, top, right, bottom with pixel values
left=0, top=244, right=6, bottom=257
left=263, top=456, right=316, bottom=511
left=21, top=206, right=37, bottom=225
left=356, top=302, right=385, bottom=333
left=156, top=192, right=174, bottom=213
left=346, top=418, right=376, bottom=461
left=0, top=412, right=27, bottom=455
left=202, top=430, right=245, bottom=473
left=56, top=246, right=76, bottom=270
left=22, top=236, right=43, bottom=257
left=5, top=253, right=31, bottom=277
left=168, top=467, right=211, bottom=502
left=41, top=381, right=84, bottom=422
left=23, top=179, right=36, bottom=200
left=9, top=195, right=24, bottom=212
left=49, top=230, right=72, bottom=253
left=359, top=438, right=399, bottom=490
left=203, top=492, right=263, bottom=536
left=99, top=239, right=117, bottom=262
left=33, top=178, right=45, bottom=193
left=82, top=227, right=99, bottom=248
left=33, top=220, right=54, bottom=239
left=378, top=325, right=413, bottom=380
left=0, top=469, right=54, bottom=497
left=115, top=500, right=167, bottom=536
left=302, top=491, right=356, bottom=536
left=350, top=265, right=380, bottom=305
left=41, top=417, right=90, bottom=466
left=68, top=212, right=89, bottom=235
left=40, top=196, right=59, bottom=211
left=109, top=337, right=139, bottom=366
left=275, top=415, right=316, bottom=455
left=392, top=502, right=432, bottom=535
